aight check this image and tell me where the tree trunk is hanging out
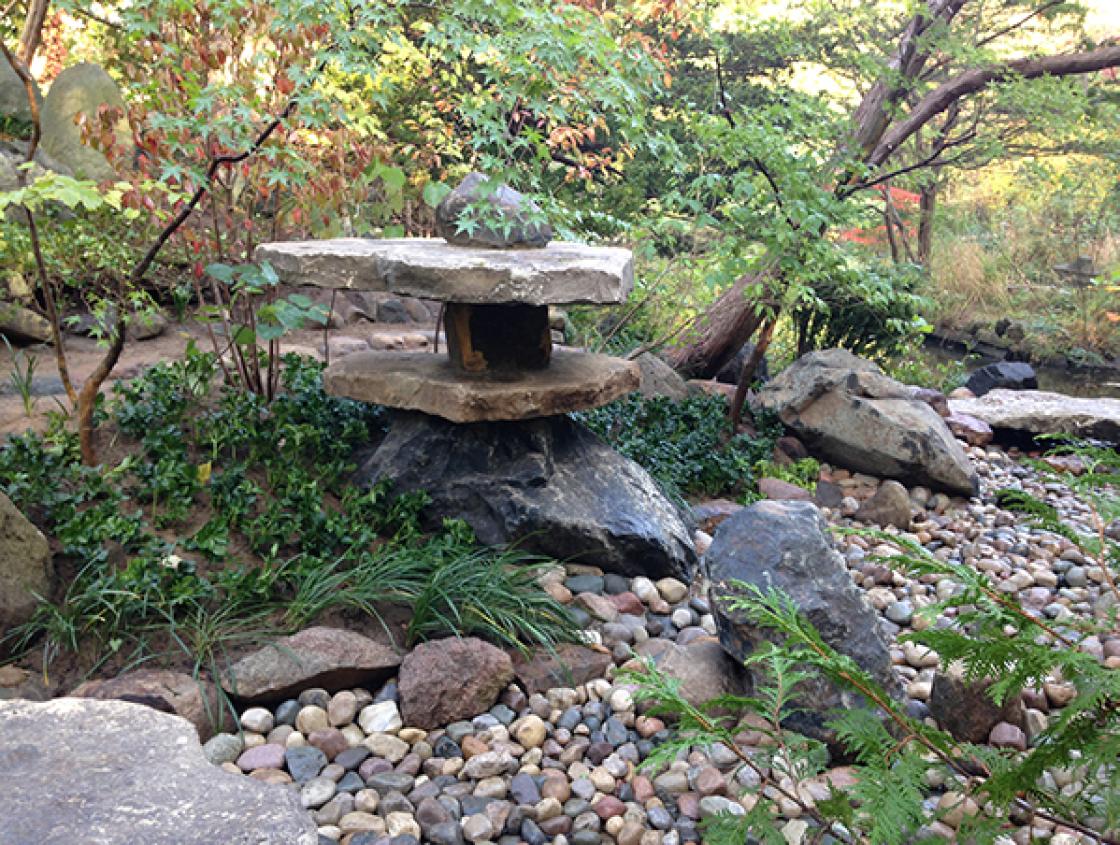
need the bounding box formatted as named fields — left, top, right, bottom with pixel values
left=665, top=271, right=770, bottom=379
left=918, top=182, right=938, bottom=265
left=17, top=0, right=50, bottom=65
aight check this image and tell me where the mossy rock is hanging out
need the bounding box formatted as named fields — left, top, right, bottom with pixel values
left=40, top=62, right=130, bottom=181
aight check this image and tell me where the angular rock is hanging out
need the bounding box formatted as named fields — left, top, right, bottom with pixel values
left=435, top=172, right=552, bottom=248
left=70, top=669, right=234, bottom=741
left=910, top=387, right=950, bottom=417
left=0, top=300, right=52, bottom=344
left=758, top=477, right=813, bottom=501
left=0, top=491, right=52, bottom=635
left=512, top=644, right=614, bottom=695
left=355, top=412, right=696, bottom=578
left=949, top=389, right=1120, bottom=444
left=756, top=349, right=978, bottom=496
left=633, top=638, right=749, bottom=709
left=224, top=626, right=401, bottom=702
left=945, top=411, right=993, bottom=446
left=254, top=238, right=632, bottom=305
left=635, top=353, right=689, bottom=401
left=854, top=480, right=912, bottom=530
left=325, top=349, right=638, bottom=422
left=40, top=62, right=129, bottom=180
left=0, top=698, right=316, bottom=844
left=928, top=666, right=1024, bottom=744
left=398, top=637, right=514, bottom=730
left=965, top=362, right=1037, bottom=397
left=705, top=500, right=899, bottom=753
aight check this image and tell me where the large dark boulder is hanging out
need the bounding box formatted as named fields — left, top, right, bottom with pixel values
left=756, top=349, right=978, bottom=496
left=965, top=362, right=1037, bottom=397
left=705, top=499, right=899, bottom=755
left=355, top=412, right=696, bottom=578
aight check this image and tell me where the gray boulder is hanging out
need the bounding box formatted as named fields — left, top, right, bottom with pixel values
left=705, top=499, right=899, bottom=755
left=636, top=352, right=689, bottom=401
left=756, top=349, right=978, bottom=496
left=435, top=172, right=552, bottom=248
left=949, top=389, right=1120, bottom=444
left=0, top=491, right=52, bottom=635
left=356, top=412, right=696, bottom=578
left=965, top=361, right=1037, bottom=397
left=0, top=698, right=317, bottom=844
left=0, top=58, right=41, bottom=135
left=40, top=62, right=130, bottom=180
left=0, top=300, right=52, bottom=344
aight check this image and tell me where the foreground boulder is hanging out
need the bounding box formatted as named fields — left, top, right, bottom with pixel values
left=398, top=636, right=515, bottom=729
left=0, top=698, right=317, bottom=844
left=705, top=500, right=899, bottom=754
left=356, top=412, right=696, bottom=578
left=0, top=491, right=52, bottom=635
left=949, top=389, right=1120, bottom=443
left=756, top=349, right=978, bottom=496
left=223, top=626, right=401, bottom=702
left=965, top=361, right=1037, bottom=397
left=71, top=669, right=233, bottom=741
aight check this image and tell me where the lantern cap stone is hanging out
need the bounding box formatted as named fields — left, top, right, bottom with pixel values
left=323, top=348, right=638, bottom=422
left=253, top=238, right=632, bottom=305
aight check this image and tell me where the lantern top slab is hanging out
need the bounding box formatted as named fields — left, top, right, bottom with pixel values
left=253, top=238, right=633, bottom=306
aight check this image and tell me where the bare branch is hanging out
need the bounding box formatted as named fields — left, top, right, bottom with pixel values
left=865, top=44, right=1120, bottom=171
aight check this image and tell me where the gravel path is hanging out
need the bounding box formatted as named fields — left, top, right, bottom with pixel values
left=209, top=442, right=1117, bottom=845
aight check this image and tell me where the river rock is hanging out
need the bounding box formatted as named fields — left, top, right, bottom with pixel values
left=70, top=669, right=233, bottom=741
left=435, top=172, right=552, bottom=248
left=949, top=389, right=1120, bottom=444
left=512, top=644, right=614, bottom=694
left=854, top=480, right=912, bottom=529
left=705, top=500, right=899, bottom=754
left=965, top=362, right=1037, bottom=397
left=0, top=490, right=52, bottom=635
left=398, top=637, right=515, bottom=730
left=945, top=411, right=993, bottom=446
left=223, top=626, right=401, bottom=702
left=756, top=349, right=978, bottom=496
left=40, top=62, right=130, bottom=180
left=634, top=638, right=750, bottom=709
left=354, top=412, right=696, bottom=578
left=636, top=353, right=689, bottom=401
left=0, top=698, right=316, bottom=844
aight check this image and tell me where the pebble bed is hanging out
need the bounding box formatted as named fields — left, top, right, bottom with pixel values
left=202, top=443, right=1119, bottom=845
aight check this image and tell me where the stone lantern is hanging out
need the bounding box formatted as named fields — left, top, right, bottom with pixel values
left=256, top=175, right=695, bottom=577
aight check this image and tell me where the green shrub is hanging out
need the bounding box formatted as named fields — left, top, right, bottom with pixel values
left=576, top=394, right=783, bottom=501
left=0, top=351, right=578, bottom=674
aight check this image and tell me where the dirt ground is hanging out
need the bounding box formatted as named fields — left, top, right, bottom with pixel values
left=0, top=317, right=440, bottom=439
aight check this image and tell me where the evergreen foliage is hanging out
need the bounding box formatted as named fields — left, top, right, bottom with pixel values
left=626, top=440, right=1120, bottom=843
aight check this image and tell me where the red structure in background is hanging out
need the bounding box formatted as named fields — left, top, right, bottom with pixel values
left=837, top=184, right=921, bottom=247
